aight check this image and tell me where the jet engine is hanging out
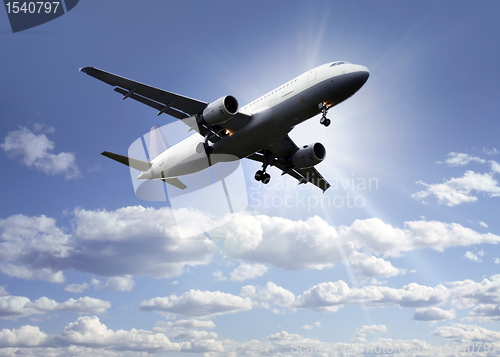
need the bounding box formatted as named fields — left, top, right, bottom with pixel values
left=290, top=143, right=326, bottom=168
left=199, top=95, right=239, bottom=125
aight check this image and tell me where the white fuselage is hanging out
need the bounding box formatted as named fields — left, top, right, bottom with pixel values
left=138, top=62, right=369, bottom=180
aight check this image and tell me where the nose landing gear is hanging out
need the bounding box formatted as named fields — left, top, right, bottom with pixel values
left=319, top=103, right=331, bottom=127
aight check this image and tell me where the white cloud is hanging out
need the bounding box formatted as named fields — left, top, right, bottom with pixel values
left=352, top=324, right=386, bottom=342
left=479, top=221, right=488, bottom=228
left=0, top=206, right=218, bottom=283
left=229, top=263, right=268, bottom=282
left=241, top=282, right=296, bottom=311
left=441, top=152, right=486, bottom=166
left=213, top=270, right=226, bottom=282
left=495, top=258, right=500, bottom=264
left=484, top=148, right=499, bottom=156
left=214, top=213, right=500, bottom=276
left=91, top=276, right=135, bottom=292
left=1, top=125, right=80, bottom=179
left=414, top=152, right=500, bottom=206
left=0, top=286, right=8, bottom=296
left=58, top=316, right=188, bottom=352
left=349, top=256, right=403, bottom=281
left=139, top=290, right=253, bottom=318
left=491, top=160, right=500, bottom=174
left=0, top=325, right=51, bottom=347
left=412, top=307, right=456, bottom=322
left=432, top=323, right=500, bottom=343
left=447, top=275, right=500, bottom=309
left=3, top=208, right=500, bottom=287
left=295, top=280, right=450, bottom=312
left=0, top=316, right=225, bottom=354
left=301, top=322, right=321, bottom=330
left=464, top=251, right=482, bottom=262
left=466, top=304, right=500, bottom=322
left=65, top=283, right=89, bottom=293
left=413, top=171, right=500, bottom=206
left=153, top=319, right=218, bottom=340
left=0, top=295, right=110, bottom=320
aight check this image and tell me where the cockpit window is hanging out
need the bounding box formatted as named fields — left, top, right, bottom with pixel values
left=330, top=61, right=350, bottom=67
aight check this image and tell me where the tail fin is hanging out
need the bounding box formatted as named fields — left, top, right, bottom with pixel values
left=149, top=125, right=170, bottom=160
left=101, top=151, right=151, bottom=171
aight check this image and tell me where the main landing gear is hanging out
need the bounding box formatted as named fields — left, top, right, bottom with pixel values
left=255, top=150, right=273, bottom=185
left=255, top=170, right=271, bottom=184
left=319, top=103, right=331, bottom=127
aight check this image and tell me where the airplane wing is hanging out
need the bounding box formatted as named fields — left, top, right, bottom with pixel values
left=80, top=67, right=251, bottom=144
left=246, top=135, right=331, bottom=192
left=80, top=67, right=206, bottom=119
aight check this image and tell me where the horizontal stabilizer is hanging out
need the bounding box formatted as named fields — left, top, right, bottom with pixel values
left=162, top=177, right=187, bottom=190
left=101, top=151, right=152, bottom=172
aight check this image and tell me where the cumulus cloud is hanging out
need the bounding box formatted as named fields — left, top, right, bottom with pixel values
left=466, top=304, right=500, bottom=322
left=484, top=148, right=499, bottom=156
left=229, top=263, right=268, bottom=282
left=213, top=213, right=500, bottom=276
left=440, top=152, right=486, bottom=167
left=65, top=283, right=89, bottom=293
left=2, top=207, right=499, bottom=286
left=352, top=324, right=386, bottom=342
left=479, top=221, right=488, bottom=228
left=464, top=251, right=482, bottom=262
left=139, top=290, right=253, bottom=318
left=301, top=322, right=321, bottom=330
left=0, top=316, right=225, bottom=354
left=0, top=325, right=51, bottom=347
left=213, top=270, right=226, bottom=282
left=0, top=206, right=218, bottom=283
left=1, top=125, right=80, bottom=179
left=140, top=274, right=500, bottom=320
left=448, top=275, right=500, bottom=309
left=349, top=256, right=404, bottom=281
left=432, top=323, right=500, bottom=343
left=241, top=282, right=295, bottom=311
left=295, top=281, right=450, bottom=312
left=91, top=276, right=135, bottom=292
left=57, top=316, right=189, bottom=352
left=413, top=171, right=500, bottom=206
left=414, top=152, right=500, bottom=206
left=412, top=307, right=456, bottom=322
left=0, top=295, right=110, bottom=320
left=153, top=319, right=218, bottom=341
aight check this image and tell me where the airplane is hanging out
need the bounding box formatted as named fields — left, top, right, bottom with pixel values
left=80, top=61, right=369, bottom=192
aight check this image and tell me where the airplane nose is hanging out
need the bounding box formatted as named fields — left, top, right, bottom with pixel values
left=358, top=65, right=369, bottom=84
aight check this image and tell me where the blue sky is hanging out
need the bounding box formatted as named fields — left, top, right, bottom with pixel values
left=1, top=1, right=500, bottom=356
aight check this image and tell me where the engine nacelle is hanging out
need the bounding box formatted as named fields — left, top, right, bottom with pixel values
left=200, top=95, right=239, bottom=125
left=291, top=143, right=326, bottom=168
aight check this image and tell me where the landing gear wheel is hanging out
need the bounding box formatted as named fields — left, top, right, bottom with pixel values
left=255, top=170, right=264, bottom=181
left=262, top=173, right=271, bottom=184
left=323, top=118, right=331, bottom=127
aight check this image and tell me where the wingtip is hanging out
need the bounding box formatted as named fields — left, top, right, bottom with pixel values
left=79, top=67, right=92, bottom=73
